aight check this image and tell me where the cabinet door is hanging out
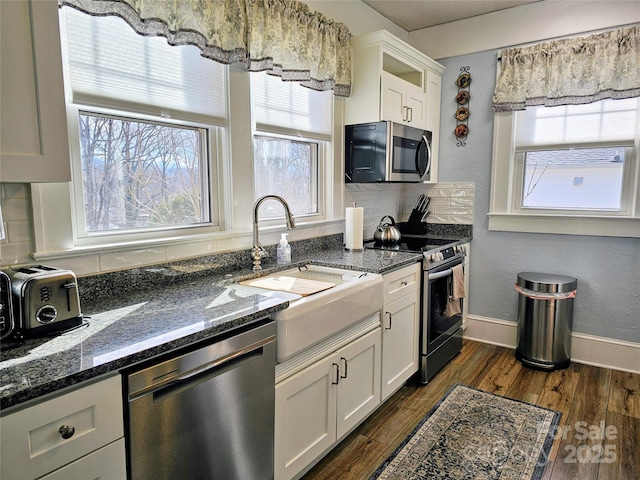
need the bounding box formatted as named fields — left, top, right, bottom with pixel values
left=381, top=291, right=420, bottom=400
left=404, top=83, right=427, bottom=129
left=336, top=328, right=381, bottom=439
left=38, top=439, right=126, bottom=480
left=275, top=356, right=338, bottom=480
left=380, top=72, right=427, bottom=128
left=0, top=0, right=71, bottom=182
left=380, top=72, right=406, bottom=124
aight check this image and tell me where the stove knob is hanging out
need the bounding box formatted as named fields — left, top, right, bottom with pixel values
left=428, top=254, right=437, bottom=262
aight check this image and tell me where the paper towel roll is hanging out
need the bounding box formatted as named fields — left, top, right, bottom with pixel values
left=345, top=206, right=364, bottom=251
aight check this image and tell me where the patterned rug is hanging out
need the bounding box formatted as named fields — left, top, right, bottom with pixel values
left=370, top=384, right=561, bottom=480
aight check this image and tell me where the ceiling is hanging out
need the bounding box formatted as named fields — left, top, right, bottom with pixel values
left=362, top=0, right=543, bottom=31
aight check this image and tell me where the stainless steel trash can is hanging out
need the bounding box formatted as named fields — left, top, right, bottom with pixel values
left=515, top=272, right=577, bottom=370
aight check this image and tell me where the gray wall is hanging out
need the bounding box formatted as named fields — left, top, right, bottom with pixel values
left=437, top=50, right=640, bottom=344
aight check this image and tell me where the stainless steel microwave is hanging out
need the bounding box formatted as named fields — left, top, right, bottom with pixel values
left=345, top=121, right=432, bottom=183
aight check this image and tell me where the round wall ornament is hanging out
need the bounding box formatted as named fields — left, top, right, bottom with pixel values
left=454, top=107, right=470, bottom=121
left=454, top=124, right=469, bottom=137
left=455, top=72, right=471, bottom=88
left=455, top=90, right=470, bottom=105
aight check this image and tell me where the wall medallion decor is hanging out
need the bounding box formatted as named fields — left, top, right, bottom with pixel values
left=454, top=67, right=471, bottom=147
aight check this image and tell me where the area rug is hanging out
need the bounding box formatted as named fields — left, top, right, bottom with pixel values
left=370, top=384, right=561, bottom=480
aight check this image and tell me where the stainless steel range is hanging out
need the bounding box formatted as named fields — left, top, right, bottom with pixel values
left=365, top=231, right=467, bottom=383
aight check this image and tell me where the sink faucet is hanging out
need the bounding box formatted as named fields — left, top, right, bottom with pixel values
left=252, top=195, right=295, bottom=271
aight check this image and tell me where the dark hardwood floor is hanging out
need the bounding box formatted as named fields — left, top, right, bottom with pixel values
left=302, top=340, right=640, bottom=480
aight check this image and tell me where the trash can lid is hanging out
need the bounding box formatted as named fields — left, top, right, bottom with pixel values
left=517, top=272, right=577, bottom=293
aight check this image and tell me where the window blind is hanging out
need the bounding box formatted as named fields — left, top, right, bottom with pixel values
left=61, top=7, right=227, bottom=123
left=251, top=72, right=333, bottom=140
left=515, top=98, right=639, bottom=149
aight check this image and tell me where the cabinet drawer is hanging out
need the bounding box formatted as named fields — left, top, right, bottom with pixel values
left=39, top=439, right=126, bottom=480
left=1, top=375, right=124, bottom=480
left=383, top=263, right=421, bottom=304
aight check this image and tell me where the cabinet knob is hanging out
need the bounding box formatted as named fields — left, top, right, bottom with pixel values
left=400, top=281, right=407, bottom=286
left=59, top=424, right=75, bottom=440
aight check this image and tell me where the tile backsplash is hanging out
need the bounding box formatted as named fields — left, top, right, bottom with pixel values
left=0, top=184, right=33, bottom=266
left=345, top=182, right=474, bottom=239
left=2, top=181, right=473, bottom=273
left=401, top=182, right=475, bottom=225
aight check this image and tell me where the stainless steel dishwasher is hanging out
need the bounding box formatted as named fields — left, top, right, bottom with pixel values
left=125, top=321, right=276, bottom=480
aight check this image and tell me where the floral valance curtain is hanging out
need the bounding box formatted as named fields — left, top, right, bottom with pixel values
left=492, top=25, right=640, bottom=112
left=59, top=0, right=351, bottom=97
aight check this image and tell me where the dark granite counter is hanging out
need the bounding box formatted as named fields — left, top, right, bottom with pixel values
left=0, top=233, right=460, bottom=411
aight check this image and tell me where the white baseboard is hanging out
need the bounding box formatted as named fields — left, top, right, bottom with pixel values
left=463, top=314, right=640, bottom=374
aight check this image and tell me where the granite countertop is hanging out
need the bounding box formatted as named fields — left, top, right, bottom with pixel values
left=0, top=244, right=424, bottom=411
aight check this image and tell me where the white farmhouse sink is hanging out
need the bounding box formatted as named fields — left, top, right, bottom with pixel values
left=232, top=265, right=383, bottom=362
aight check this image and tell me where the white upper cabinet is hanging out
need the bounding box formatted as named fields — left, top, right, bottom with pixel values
left=1, top=0, right=71, bottom=183
left=345, top=31, right=444, bottom=129
left=380, top=71, right=426, bottom=127
left=345, top=30, right=444, bottom=179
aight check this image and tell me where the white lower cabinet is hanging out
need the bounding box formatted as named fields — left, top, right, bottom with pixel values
left=381, top=263, right=421, bottom=401
left=0, top=374, right=125, bottom=480
left=275, top=327, right=381, bottom=480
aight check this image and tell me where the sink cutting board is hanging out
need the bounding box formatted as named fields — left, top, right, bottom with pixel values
left=239, top=276, right=335, bottom=296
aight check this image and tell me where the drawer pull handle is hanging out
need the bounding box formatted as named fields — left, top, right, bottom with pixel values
left=59, top=425, right=75, bottom=440
left=400, top=281, right=408, bottom=286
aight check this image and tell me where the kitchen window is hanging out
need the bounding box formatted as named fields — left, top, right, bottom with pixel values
left=254, top=136, right=319, bottom=218
left=489, top=98, right=640, bottom=237
left=31, top=6, right=344, bottom=262
left=251, top=72, right=332, bottom=223
left=51, top=6, right=226, bottom=248
left=74, top=113, right=211, bottom=235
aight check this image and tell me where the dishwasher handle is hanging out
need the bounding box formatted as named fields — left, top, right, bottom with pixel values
left=129, top=335, right=274, bottom=403
left=127, top=322, right=276, bottom=399
left=150, top=340, right=271, bottom=404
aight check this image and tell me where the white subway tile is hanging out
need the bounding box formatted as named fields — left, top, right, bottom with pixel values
left=5, top=220, right=32, bottom=244
left=215, top=235, right=253, bottom=252
left=0, top=242, right=33, bottom=266
left=166, top=240, right=217, bottom=260
left=47, top=256, right=101, bottom=277
left=99, top=248, right=166, bottom=272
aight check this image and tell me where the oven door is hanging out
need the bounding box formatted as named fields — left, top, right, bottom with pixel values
left=423, top=257, right=464, bottom=355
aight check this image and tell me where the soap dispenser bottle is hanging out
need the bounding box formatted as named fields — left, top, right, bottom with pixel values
left=277, top=233, right=291, bottom=264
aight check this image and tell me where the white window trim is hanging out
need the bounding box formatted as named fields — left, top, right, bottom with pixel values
left=67, top=106, right=225, bottom=246
left=30, top=66, right=345, bottom=263
left=252, top=132, right=328, bottom=227
left=489, top=111, right=640, bottom=238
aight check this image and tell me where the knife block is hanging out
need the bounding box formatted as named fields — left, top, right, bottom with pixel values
left=398, top=221, right=428, bottom=235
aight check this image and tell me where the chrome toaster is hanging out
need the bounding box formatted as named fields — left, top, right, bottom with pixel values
left=0, top=270, right=15, bottom=340
left=7, top=265, right=83, bottom=336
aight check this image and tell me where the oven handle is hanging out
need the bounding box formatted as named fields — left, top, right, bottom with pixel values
left=428, top=268, right=454, bottom=281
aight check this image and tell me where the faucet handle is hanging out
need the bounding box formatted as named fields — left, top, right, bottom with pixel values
left=251, top=245, right=265, bottom=271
